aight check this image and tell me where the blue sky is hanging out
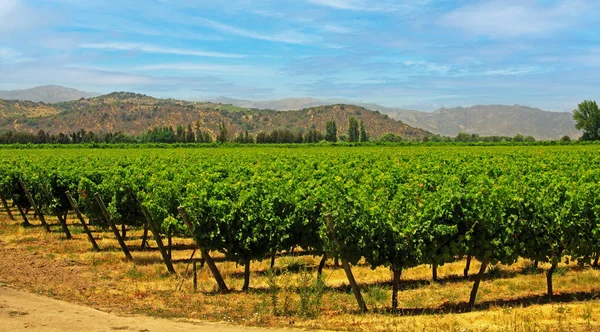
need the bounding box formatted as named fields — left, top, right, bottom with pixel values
left=0, top=0, right=598, bottom=111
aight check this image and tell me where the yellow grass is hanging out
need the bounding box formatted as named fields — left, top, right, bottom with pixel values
left=1, top=209, right=599, bottom=331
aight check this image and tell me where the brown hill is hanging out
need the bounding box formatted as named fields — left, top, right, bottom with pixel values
left=394, top=105, right=580, bottom=140
left=0, top=92, right=430, bottom=140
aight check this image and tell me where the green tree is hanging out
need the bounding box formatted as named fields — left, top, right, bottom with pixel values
left=455, top=132, right=471, bottom=142
left=176, top=125, right=185, bottom=142
left=325, top=120, right=337, bottom=142
left=513, top=134, right=525, bottom=142
left=359, top=120, right=368, bottom=142
left=217, top=120, right=228, bottom=143
left=573, top=100, right=600, bottom=140
left=186, top=123, right=195, bottom=142
left=347, top=117, right=359, bottom=142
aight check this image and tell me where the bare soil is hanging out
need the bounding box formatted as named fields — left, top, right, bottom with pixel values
left=0, top=286, right=290, bottom=331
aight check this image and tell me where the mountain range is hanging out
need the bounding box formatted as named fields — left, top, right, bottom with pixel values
left=205, top=97, right=579, bottom=140
left=394, top=105, right=580, bottom=140
left=0, top=85, right=99, bottom=104
left=0, top=85, right=581, bottom=140
left=0, top=92, right=429, bottom=140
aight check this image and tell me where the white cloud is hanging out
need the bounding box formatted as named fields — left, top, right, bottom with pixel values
left=323, top=24, right=352, bottom=34
left=136, top=63, right=273, bottom=76
left=308, top=0, right=430, bottom=12
left=0, top=47, right=31, bottom=63
left=480, top=67, right=549, bottom=76
left=0, top=0, right=18, bottom=17
left=442, top=0, right=587, bottom=38
left=196, top=18, right=316, bottom=44
left=0, top=0, right=52, bottom=33
left=402, top=60, right=450, bottom=74
left=79, top=42, right=246, bottom=58
left=0, top=48, right=21, bottom=59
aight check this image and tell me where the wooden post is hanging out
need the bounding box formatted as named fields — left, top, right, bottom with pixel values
left=325, top=214, right=367, bottom=312
left=242, top=257, right=251, bottom=291
left=468, top=261, right=488, bottom=310
left=1, top=195, right=14, bottom=220
left=168, top=225, right=173, bottom=260
left=391, top=268, right=402, bottom=312
left=270, top=250, right=276, bottom=269
left=20, top=180, right=50, bottom=232
left=140, top=221, right=149, bottom=249
left=547, top=262, right=557, bottom=300
left=139, top=203, right=176, bottom=274
left=317, top=254, right=327, bottom=276
left=464, top=255, right=472, bottom=278
left=178, top=206, right=228, bottom=292
left=65, top=191, right=99, bottom=251
left=17, top=205, right=31, bottom=226
left=42, top=187, right=72, bottom=239
left=193, top=260, right=198, bottom=292
left=93, top=193, right=132, bottom=260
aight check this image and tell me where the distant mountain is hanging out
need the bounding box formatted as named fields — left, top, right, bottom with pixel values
left=203, top=96, right=400, bottom=113
left=0, top=92, right=430, bottom=140
left=394, top=105, right=580, bottom=140
left=0, top=85, right=99, bottom=103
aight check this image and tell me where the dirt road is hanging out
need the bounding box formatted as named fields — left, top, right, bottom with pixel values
left=0, top=286, right=293, bottom=332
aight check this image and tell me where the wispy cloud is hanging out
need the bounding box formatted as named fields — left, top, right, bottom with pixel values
left=0, top=47, right=21, bottom=59
left=79, top=42, right=245, bottom=58
left=442, top=0, right=588, bottom=38
left=0, top=47, right=31, bottom=63
left=196, top=18, right=316, bottom=44
left=308, top=0, right=430, bottom=13
left=136, top=63, right=273, bottom=76
left=0, top=0, right=55, bottom=34
left=323, top=24, right=352, bottom=34
left=479, top=67, right=550, bottom=76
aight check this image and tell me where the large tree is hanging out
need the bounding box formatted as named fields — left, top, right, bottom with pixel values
left=347, top=117, right=359, bottom=142
left=359, top=120, right=368, bottom=142
left=573, top=100, right=600, bottom=141
left=325, top=120, right=337, bottom=142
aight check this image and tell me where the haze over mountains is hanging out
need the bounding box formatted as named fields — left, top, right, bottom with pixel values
left=207, top=97, right=580, bottom=140
left=395, top=106, right=580, bottom=140
left=0, top=85, right=581, bottom=140
left=0, top=92, right=429, bottom=140
left=0, top=86, right=99, bottom=104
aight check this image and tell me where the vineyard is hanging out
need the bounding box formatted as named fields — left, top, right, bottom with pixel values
left=1, top=145, right=600, bottom=329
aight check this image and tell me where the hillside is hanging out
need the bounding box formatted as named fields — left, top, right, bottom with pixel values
left=0, top=92, right=430, bottom=140
left=394, top=105, right=580, bottom=140
left=204, top=96, right=398, bottom=114
left=0, top=85, right=99, bottom=103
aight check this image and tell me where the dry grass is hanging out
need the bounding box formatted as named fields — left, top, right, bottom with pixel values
left=1, top=208, right=600, bottom=331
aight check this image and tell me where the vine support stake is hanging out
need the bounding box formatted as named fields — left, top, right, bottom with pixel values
left=93, top=193, right=132, bottom=260
left=65, top=191, right=99, bottom=251
left=468, top=260, right=488, bottom=310
left=16, top=205, right=30, bottom=226
left=391, top=268, right=402, bottom=313
left=42, top=187, right=72, bottom=239
left=1, top=195, right=14, bottom=220
left=193, top=260, right=198, bottom=292
left=325, top=214, right=368, bottom=313
left=140, top=221, right=149, bottom=249
left=464, top=255, right=472, bottom=278
left=20, top=180, right=50, bottom=232
left=178, top=206, right=228, bottom=292
left=139, top=203, right=176, bottom=274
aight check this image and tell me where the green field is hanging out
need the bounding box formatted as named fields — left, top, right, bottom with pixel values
left=1, top=145, right=600, bottom=330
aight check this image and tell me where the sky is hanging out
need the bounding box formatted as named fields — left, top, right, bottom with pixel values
left=0, top=0, right=598, bottom=112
